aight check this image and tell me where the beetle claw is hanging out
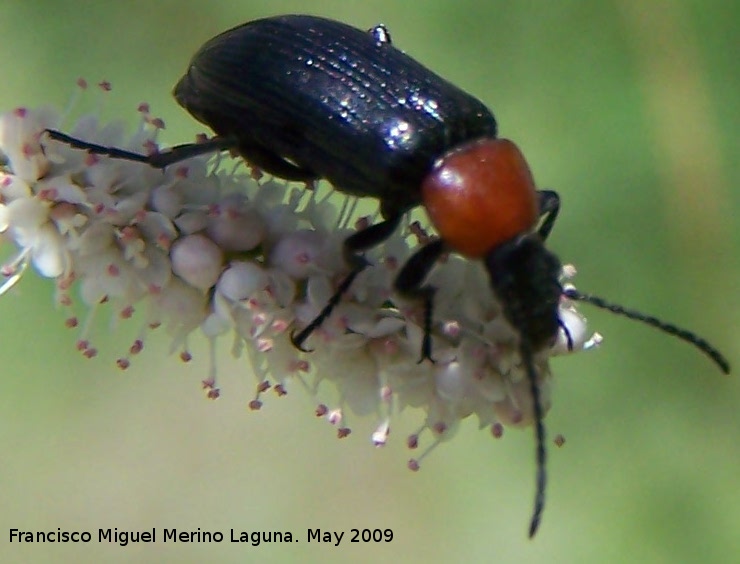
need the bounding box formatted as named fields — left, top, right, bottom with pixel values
left=290, top=329, right=315, bottom=353
left=416, top=353, right=436, bottom=365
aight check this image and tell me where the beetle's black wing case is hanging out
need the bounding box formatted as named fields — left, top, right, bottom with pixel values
left=175, top=15, right=497, bottom=215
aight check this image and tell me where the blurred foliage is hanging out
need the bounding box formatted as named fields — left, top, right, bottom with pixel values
left=0, top=1, right=737, bottom=563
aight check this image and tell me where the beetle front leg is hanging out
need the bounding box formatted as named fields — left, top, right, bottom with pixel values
left=536, top=190, right=561, bottom=241
left=536, top=190, right=575, bottom=349
left=394, top=238, right=446, bottom=363
left=290, top=214, right=403, bottom=351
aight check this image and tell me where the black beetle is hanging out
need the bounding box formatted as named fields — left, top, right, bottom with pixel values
left=45, top=14, right=730, bottom=538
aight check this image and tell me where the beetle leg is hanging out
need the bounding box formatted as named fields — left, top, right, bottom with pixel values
left=557, top=317, right=574, bottom=351
left=536, top=189, right=561, bottom=241
left=537, top=190, right=577, bottom=355
left=539, top=191, right=578, bottom=355
left=394, top=238, right=446, bottom=363
left=149, top=137, right=240, bottom=167
left=44, top=129, right=238, bottom=168
left=291, top=214, right=403, bottom=351
left=46, top=129, right=319, bottom=181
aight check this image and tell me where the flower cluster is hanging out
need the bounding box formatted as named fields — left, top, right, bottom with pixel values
left=0, top=98, right=601, bottom=468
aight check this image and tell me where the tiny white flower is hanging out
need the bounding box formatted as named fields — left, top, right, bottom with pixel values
left=206, top=194, right=266, bottom=252
left=170, top=233, right=223, bottom=291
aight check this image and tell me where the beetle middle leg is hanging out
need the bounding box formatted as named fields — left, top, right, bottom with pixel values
left=291, top=214, right=403, bottom=351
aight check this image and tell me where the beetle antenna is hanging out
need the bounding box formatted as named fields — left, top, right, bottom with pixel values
left=563, top=288, right=730, bottom=374
left=521, top=339, right=546, bottom=538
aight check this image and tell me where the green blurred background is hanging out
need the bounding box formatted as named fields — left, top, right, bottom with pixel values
left=1, top=1, right=737, bottom=563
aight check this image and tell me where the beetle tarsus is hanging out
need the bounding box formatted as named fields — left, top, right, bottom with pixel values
left=44, top=129, right=238, bottom=169
left=45, top=129, right=152, bottom=163
left=291, top=265, right=366, bottom=351
left=394, top=239, right=446, bottom=362
left=557, top=317, right=574, bottom=351
left=536, top=190, right=561, bottom=241
left=416, top=287, right=437, bottom=364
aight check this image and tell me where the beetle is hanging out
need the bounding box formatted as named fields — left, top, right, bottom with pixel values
left=45, top=14, right=730, bottom=537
